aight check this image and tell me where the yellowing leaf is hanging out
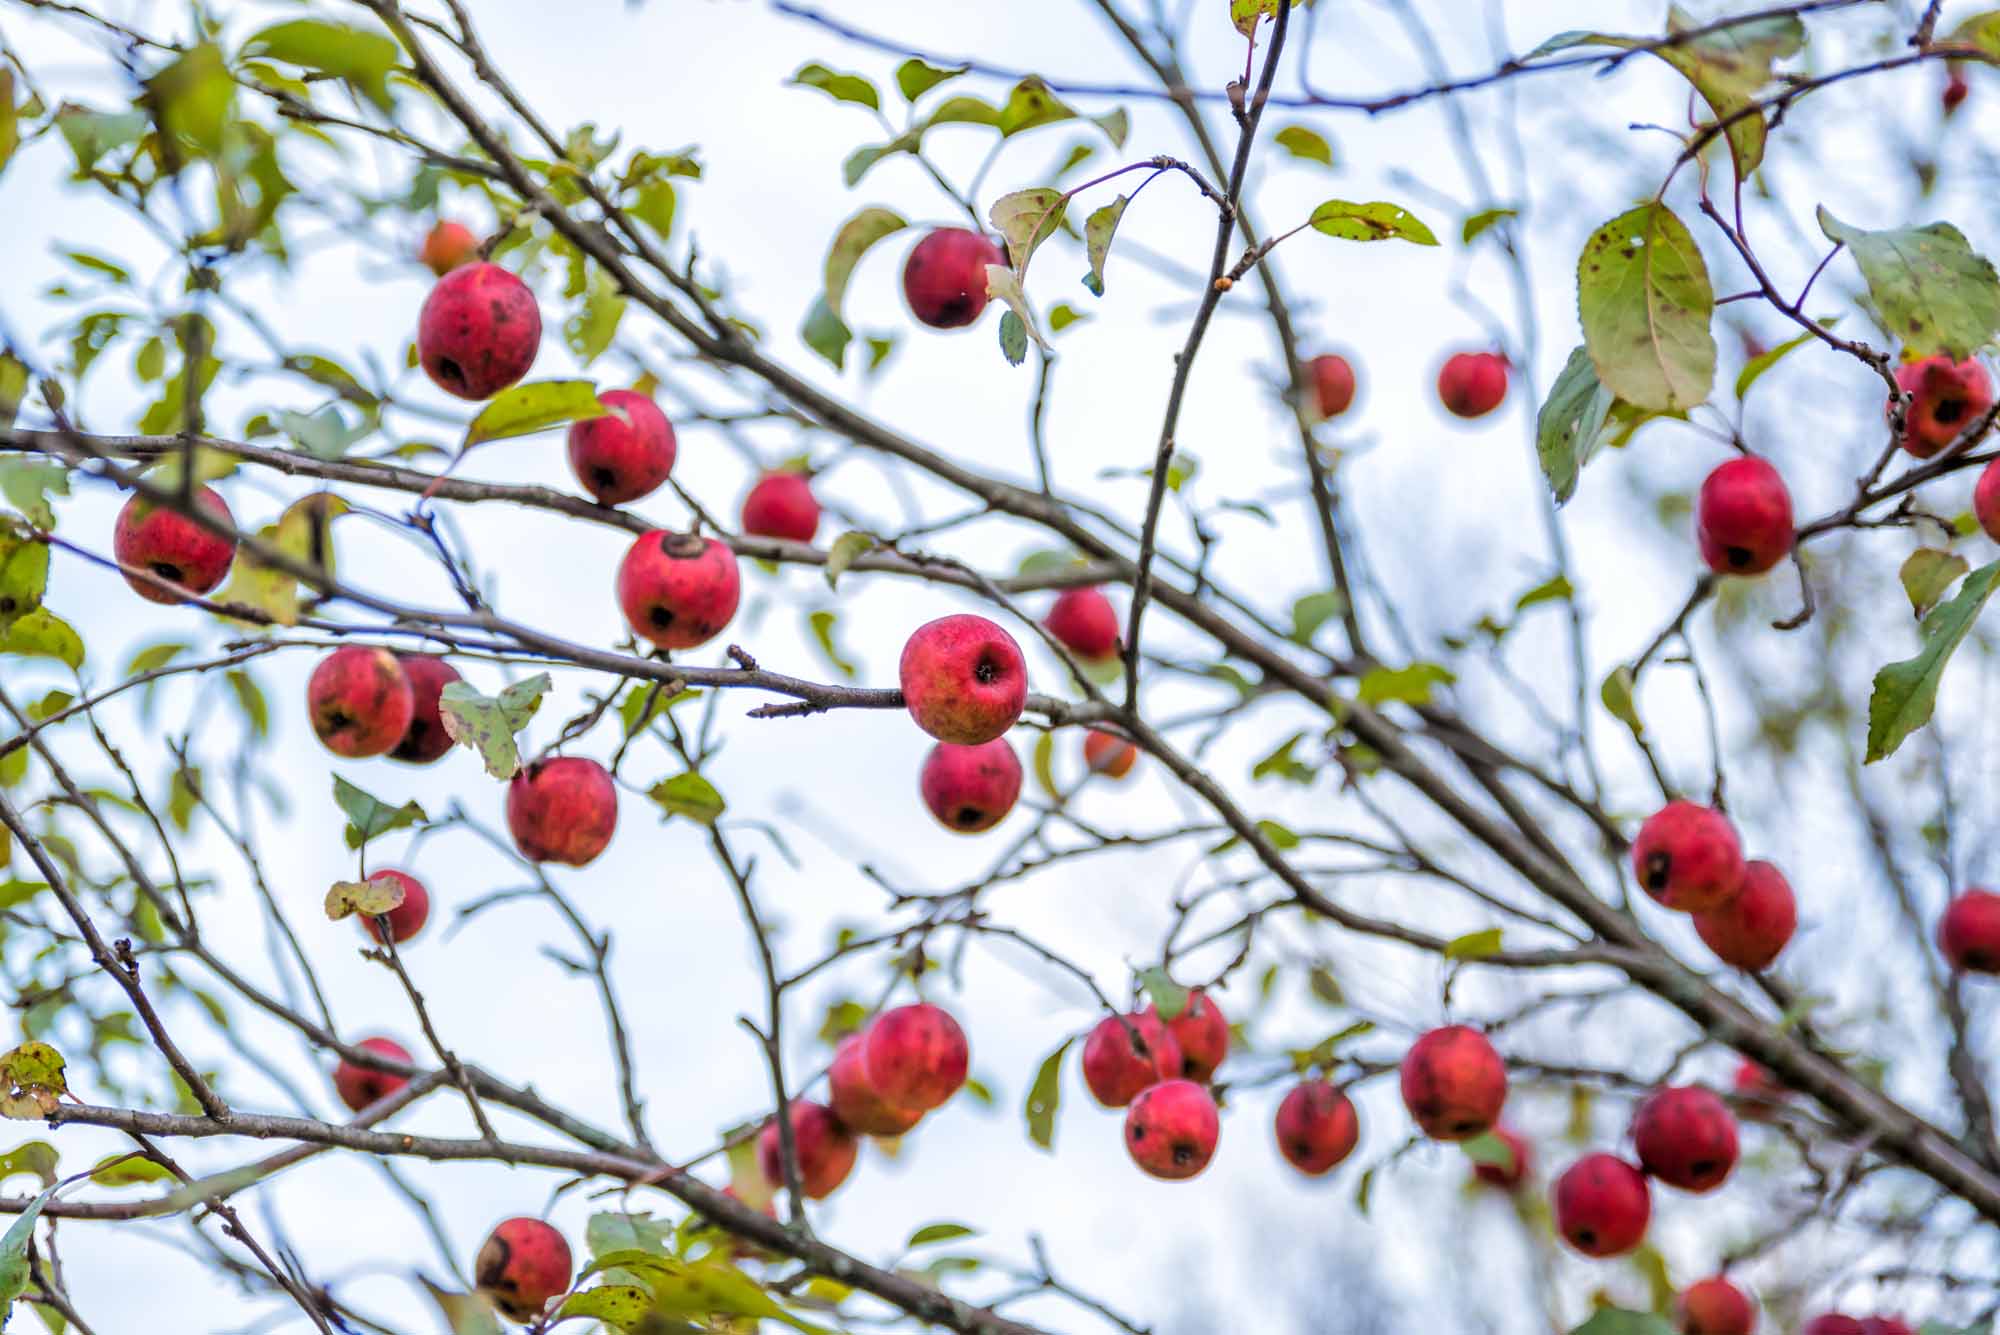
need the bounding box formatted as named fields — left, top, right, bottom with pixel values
left=463, top=380, right=608, bottom=448
left=1578, top=203, right=1716, bottom=414
left=0, top=1043, right=67, bottom=1120
left=437, top=674, right=549, bottom=779
left=324, top=874, right=407, bottom=922
left=1307, top=199, right=1439, bottom=246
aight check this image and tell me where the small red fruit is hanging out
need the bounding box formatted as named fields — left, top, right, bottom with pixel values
left=1274, top=1080, right=1359, bottom=1176
left=1437, top=351, right=1509, bottom=419
left=862, top=1003, right=968, bottom=1111
left=359, top=868, right=430, bottom=946
left=1678, top=1276, right=1756, bottom=1335
left=919, top=738, right=1022, bottom=834
left=1080, top=1012, right=1181, bottom=1109
left=113, top=487, right=236, bottom=604
left=1732, top=1058, right=1791, bottom=1115
left=1890, top=355, right=1994, bottom=458
left=827, top=1034, right=923, bottom=1137
left=1148, top=989, right=1229, bottom=1083
left=1632, top=1085, right=1739, bottom=1193
left=1802, top=1319, right=1866, bottom=1335
left=902, top=228, right=1005, bottom=329
left=1552, top=1153, right=1651, bottom=1257
left=617, top=531, right=742, bottom=651
left=1124, top=1078, right=1220, bottom=1180
left=757, top=1100, right=858, bottom=1199
left=567, top=391, right=676, bottom=506
left=1975, top=459, right=2000, bottom=543
left=1043, top=587, right=1121, bottom=662
left=474, top=1217, right=573, bottom=1323
left=1082, top=729, right=1138, bottom=779
left=506, top=756, right=617, bottom=866
left=390, top=654, right=461, bottom=765
left=1696, top=457, right=1794, bottom=575
left=899, top=615, right=1028, bottom=745
left=1399, top=1025, right=1507, bottom=1141
left=1632, top=801, right=1745, bottom=913
left=307, top=646, right=415, bottom=759
left=332, top=1036, right=412, bottom=1113
left=1693, top=859, right=1797, bottom=971
left=1305, top=353, right=1357, bottom=421
left=417, top=261, right=541, bottom=401
left=1470, top=1125, right=1532, bottom=1190
left=419, top=220, right=479, bottom=276
left=1939, top=888, right=2000, bottom=973
left=741, top=471, right=821, bottom=543
left=1945, top=67, right=1971, bottom=115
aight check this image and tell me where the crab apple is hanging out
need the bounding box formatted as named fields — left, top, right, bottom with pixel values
left=112, top=487, right=236, bottom=604
left=506, top=756, right=617, bottom=866
left=1732, top=1058, right=1791, bottom=1116
left=863, top=1003, right=969, bottom=1111
left=919, top=738, right=1022, bottom=834
left=1696, top=457, right=1794, bottom=576
left=1080, top=1012, right=1181, bottom=1109
left=757, top=1100, right=858, bottom=1199
left=1124, top=1078, right=1220, bottom=1181
left=1470, top=1125, right=1532, bottom=1190
left=1802, top=1319, right=1866, bottom=1335
left=1437, top=351, right=1509, bottom=419
left=902, top=227, right=1004, bottom=329
left=1552, top=1153, right=1652, bottom=1257
left=331, top=1036, right=413, bottom=1113
left=566, top=390, right=676, bottom=506
left=1975, top=460, right=2000, bottom=543
left=1274, top=1080, right=1360, bottom=1176
left=1693, top=859, right=1797, bottom=971
left=389, top=654, right=461, bottom=765
left=740, top=471, right=821, bottom=543
left=1678, top=1276, right=1756, bottom=1335
left=1148, top=989, right=1229, bottom=1083
left=1083, top=729, right=1138, bottom=779
left=1305, top=353, right=1357, bottom=420
left=474, top=1217, right=573, bottom=1324
left=827, top=1034, right=923, bottom=1137
left=1399, top=1025, right=1507, bottom=1141
left=416, top=261, right=541, bottom=400
left=1043, top=587, right=1121, bottom=662
left=899, top=615, right=1027, bottom=745
left=359, top=869, right=429, bottom=946
left=1945, top=67, right=1971, bottom=114
left=1890, top=354, right=1994, bottom=458
left=1860, top=1320, right=1914, bottom=1335
left=617, top=531, right=742, bottom=651
left=1632, top=801, right=1745, bottom=913
left=307, top=646, right=414, bottom=759
left=1632, top=1085, right=1739, bottom=1193
left=1938, top=888, right=2000, bottom=973
left=419, top=220, right=478, bottom=276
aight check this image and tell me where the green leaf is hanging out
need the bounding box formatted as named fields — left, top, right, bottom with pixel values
left=649, top=772, right=725, bottom=825
left=54, top=107, right=147, bottom=173
left=1578, top=203, right=1716, bottom=414
left=419, top=1276, right=506, bottom=1335
left=1023, top=1036, right=1073, bottom=1151
left=126, top=641, right=188, bottom=675
left=643, top=1255, right=835, bottom=1334
left=1083, top=195, right=1129, bottom=296
left=801, top=295, right=852, bottom=371
left=1866, top=560, right=2000, bottom=763
left=823, top=531, right=877, bottom=588
left=1230, top=0, right=1300, bottom=36
left=437, top=674, right=549, bottom=780
left=0, top=1183, right=56, bottom=1303
left=0, top=460, right=61, bottom=530
left=324, top=874, right=408, bottom=923
left=807, top=609, right=857, bottom=679
left=989, top=188, right=1068, bottom=273
left=225, top=669, right=269, bottom=738
left=241, top=19, right=400, bottom=112
left=0, top=71, right=17, bottom=181
left=983, top=266, right=1050, bottom=353
left=823, top=208, right=906, bottom=320
left=1514, top=574, right=1574, bottom=613
left=332, top=775, right=426, bottom=849
left=1733, top=329, right=1816, bottom=400
left=463, top=380, right=607, bottom=448
left=1289, top=591, right=1347, bottom=645
left=997, top=78, right=1077, bottom=137
left=0, top=357, right=31, bottom=432
left=146, top=42, right=234, bottom=160
left=563, top=271, right=626, bottom=368
left=557, top=1286, right=652, bottom=1326
left=1444, top=927, right=1504, bottom=960
left=1568, top=1311, right=1675, bottom=1335
left=618, top=684, right=695, bottom=738
left=1600, top=665, right=1644, bottom=739
left=0, top=1044, right=67, bottom=1120
left=0, top=529, right=48, bottom=630
left=1251, top=732, right=1316, bottom=785
left=0, top=1143, right=56, bottom=1188
left=1461, top=1131, right=1518, bottom=1172
left=1462, top=208, right=1518, bottom=245
left=998, top=311, right=1028, bottom=367
left=896, top=59, right=967, bottom=102
left=1308, top=199, right=1439, bottom=246
left=841, top=130, right=923, bottom=188
left=89, top=1153, right=173, bottom=1187
left=1032, top=731, right=1057, bottom=801
left=1048, top=303, right=1091, bottom=333
left=789, top=63, right=880, bottom=111
left=1, top=610, right=83, bottom=670
left=1817, top=208, right=2000, bottom=362
left=1357, top=662, right=1455, bottom=707
left=1901, top=548, right=1970, bottom=620
left=1272, top=124, right=1335, bottom=167
left=907, top=1222, right=978, bottom=1248
left=1135, top=966, right=1188, bottom=1020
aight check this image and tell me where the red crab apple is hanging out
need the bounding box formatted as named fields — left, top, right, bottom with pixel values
left=1632, top=1085, right=1740, bottom=1193
left=1274, top=1079, right=1360, bottom=1176
left=740, top=471, right=821, bottom=543
left=827, top=1034, right=923, bottom=1137
left=899, top=614, right=1027, bottom=745
left=1632, top=801, right=1745, bottom=913
left=920, top=738, right=1022, bottom=834
left=506, top=756, right=617, bottom=866
left=389, top=654, right=461, bottom=765
left=1802, top=1319, right=1866, bottom=1335
left=1305, top=353, right=1357, bottom=420
left=1678, top=1276, right=1756, bottom=1335
left=1399, top=1025, right=1507, bottom=1141
left=1945, top=66, right=1971, bottom=114
left=417, top=261, right=541, bottom=401
left=757, top=1100, right=858, bottom=1199
left=1083, top=729, right=1138, bottom=779
left=617, top=531, right=742, bottom=651
left=358, top=868, right=429, bottom=946
left=1080, top=1011, right=1181, bottom=1109
left=1975, top=459, right=2000, bottom=542
left=1693, top=859, right=1797, bottom=971
left=1890, top=354, right=1994, bottom=458
left=1043, top=587, right=1121, bottom=663
left=1939, top=888, right=2000, bottom=973
left=1147, top=989, right=1229, bottom=1083
left=1124, top=1078, right=1220, bottom=1181
left=863, top=1003, right=968, bottom=1111
left=1732, top=1058, right=1792, bottom=1118
left=566, top=390, right=676, bottom=506
left=419, top=220, right=478, bottom=276
left=1470, top=1125, right=1532, bottom=1190
left=1437, top=350, right=1509, bottom=418
left=112, top=487, right=236, bottom=604
left=902, top=227, right=1004, bottom=329
left=474, top=1217, right=573, bottom=1323
left=1552, top=1153, right=1652, bottom=1257
left=307, top=646, right=414, bottom=759
left=1696, top=457, right=1794, bottom=576
left=331, top=1036, right=412, bottom=1113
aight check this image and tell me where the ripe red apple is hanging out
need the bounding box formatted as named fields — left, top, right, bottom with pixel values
left=1678, top=1276, right=1756, bottom=1335
left=474, top=1217, right=573, bottom=1323
left=903, top=228, right=1004, bottom=329
left=617, top=531, right=742, bottom=651
left=566, top=390, right=676, bottom=506
left=112, top=487, right=236, bottom=604
left=419, top=220, right=479, bottom=276
left=899, top=615, right=1028, bottom=745
left=1693, top=859, right=1796, bottom=971
left=359, top=868, right=429, bottom=946
left=1399, top=1025, right=1507, bottom=1141
left=1945, top=67, right=1971, bottom=115
left=1696, top=457, right=1794, bottom=575
left=919, top=738, right=1022, bottom=834
left=1274, top=1079, right=1359, bottom=1176
left=826, top=1033, right=923, bottom=1136
left=307, top=646, right=415, bottom=758
left=1305, top=353, right=1356, bottom=421
left=1975, top=459, right=2000, bottom=542
left=1938, top=888, right=2000, bottom=973
left=1437, top=351, right=1509, bottom=419
left=862, top=1003, right=968, bottom=1111
left=1890, top=354, right=1994, bottom=458
left=1552, top=1152, right=1651, bottom=1257
left=331, top=1036, right=413, bottom=1113
left=417, top=261, right=541, bottom=401
left=1083, top=729, right=1138, bottom=779
left=1802, top=1319, right=1866, bottom=1335
left=389, top=654, right=461, bottom=765
left=757, top=1100, right=858, bottom=1199
left=740, top=471, right=821, bottom=543
left=1080, top=1011, right=1181, bottom=1108
left=1470, top=1125, right=1532, bottom=1190
left=1043, top=587, right=1121, bottom=663
left=506, top=756, right=618, bottom=866
left=1124, top=1078, right=1220, bottom=1180
left=1631, top=801, right=1745, bottom=912
left=1632, top=1085, right=1739, bottom=1193
left=1147, top=989, right=1229, bottom=1082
